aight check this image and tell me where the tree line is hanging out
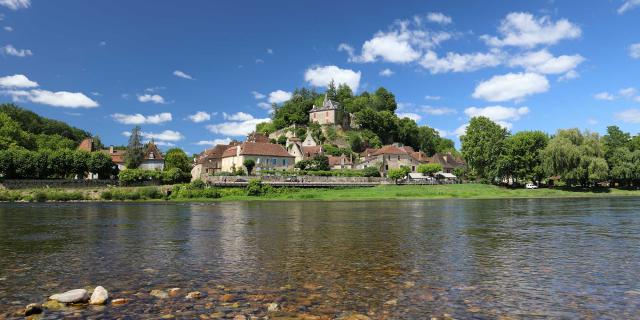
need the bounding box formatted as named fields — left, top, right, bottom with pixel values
left=461, top=116, right=640, bottom=187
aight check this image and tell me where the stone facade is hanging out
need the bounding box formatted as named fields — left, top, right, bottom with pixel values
left=309, top=95, right=342, bottom=126
left=356, top=144, right=427, bottom=177
left=221, top=142, right=295, bottom=173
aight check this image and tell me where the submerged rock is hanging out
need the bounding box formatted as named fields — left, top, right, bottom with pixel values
left=186, top=291, right=202, bottom=299
left=267, top=302, right=280, bottom=312
left=24, top=303, right=43, bottom=316
left=89, top=286, right=108, bottom=305
left=49, top=289, right=89, bottom=304
left=219, top=294, right=236, bottom=302
left=168, top=288, right=181, bottom=297
left=111, top=298, right=129, bottom=306
left=151, top=289, right=169, bottom=299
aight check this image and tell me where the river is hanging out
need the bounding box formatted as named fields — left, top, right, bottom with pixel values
left=1, top=198, right=639, bottom=319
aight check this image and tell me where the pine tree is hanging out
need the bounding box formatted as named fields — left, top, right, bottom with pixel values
left=124, top=126, right=144, bottom=169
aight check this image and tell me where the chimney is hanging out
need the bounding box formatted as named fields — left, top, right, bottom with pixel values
left=109, top=146, right=114, bottom=154
left=236, top=145, right=241, bottom=157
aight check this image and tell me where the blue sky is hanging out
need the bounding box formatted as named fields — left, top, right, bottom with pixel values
left=1, top=0, right=640, bottom=154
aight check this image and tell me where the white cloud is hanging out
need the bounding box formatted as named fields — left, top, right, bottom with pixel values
left=8, top=89, right=99, bottom=108
left=481, top=12, right=581, bottom=48
left=424, top=95, right=441, bottom=100
left=379, top=68, right=394, bottom=77
left=0, top=74, right=38, bottom=88
left=251, top=91, right=266, bottom=99
left=148, top=140, right=175, bottom=147
left=420, top=49, right=503, bottom=73
left=558, top=70, right=579, bottom=82
left=111, top=112, right=172, bottom=125
left=433, top=128, right=448, bottom=137
left=2, top=44, right=32, bottom=57
left=187, top=111, right=211, bottom=123
left=426, top=12, right=452, bottom=25
left=4, top=26, right=13, bottom=32
left=453, top=123, right=469, bottom=137
left=304, top=65, right=361, bottom=92
left=0, top=0, right=30, bottom=10
left=420, top=106, right=456, bottom=115
left=267, top=48, right=274, bottom=55
left=257, top=102, right=272, bottom=110
left=268, top=90, right=292, bottom=104
left=618, top=0, right=640, bottom=14
left=397, top=112, right=422, bottom=122
left=223, top=112, right=255, bottom=121
left=344, top=18, right=452, bottom=64
left=508, top=49, right=584, bottom=75
left=142, top=130, right=184, bottom=142
left=630, top=43, right=640, bottom=59
left=615, top=109, right=640, bottom=123
left=173, top=70, right=194, bottom=80
left=619, top=87, right=638, bottom=98
left=137, top=94, right=166, bottom=104
left=195, top=138, right=232, bottom=146
left=207, top=113, right=270, bottom=137
left=472, top=72, right=549, bottom=102
left=594, top=92, right=615, bottom=100
left=255, top=58, right=264, bottom=64
left=464, top=106, right=529, bottom=123
left=99, top=41, right=107, bottom=46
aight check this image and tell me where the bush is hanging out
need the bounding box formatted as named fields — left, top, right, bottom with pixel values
left=119, top=169, right=161, bottom=185
left=190, top=179, right=206, bottom=189
left=362, top=166, right=381, bottom=177
left=34, top=191, right=47, bottom=202
left=246, top=179, right=273, bottom=196
left=162, top=168, right=190, bottom=184
left=139, top=187, right=162, bottom=199
left=100, top=190, right=113, bottom=200
left=171, top=184, right=220, bottom=199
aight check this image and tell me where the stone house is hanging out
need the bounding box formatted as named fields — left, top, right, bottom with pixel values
left=193, top=141, right=240, bottom=175
left=356, top=144, right=427, bottom=176
left=328, top=154, right=353, bottom=170
left=427, top=152, right=466, bottom=173
left=221, top=141, right=295, bottom=173
left=78, top=137, right=164, bottom=172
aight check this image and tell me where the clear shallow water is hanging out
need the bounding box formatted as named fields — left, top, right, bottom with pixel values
left=0, top=198, right=639, bottom=319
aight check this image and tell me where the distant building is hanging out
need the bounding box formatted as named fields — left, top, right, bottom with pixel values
left=193, top=141, right=240, bottom=175
left=302, top=132, right=317, bottom=147
left=356, top=144, right=428, bottom=176
left=427, top=152, right=465, bottom=174
left=221, top=141, right=294, bottom=173
left=309, top=94, right=341, bottom=126
left=328, top=154, right=353, bottom=170
left=77, top=137, right=164, bottom=174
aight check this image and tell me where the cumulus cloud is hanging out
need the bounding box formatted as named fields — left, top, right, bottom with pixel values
left=251, top=91, right=266, bottom=99
left=257, top=102, right=272, bottom=110
left=342, top=18, right=451, bottom=64
left=426, top=12, right=452, bottom=25
left=0, top=0, right=30, bottom=10
left=207, top=113, right=270, bottom=137
left=7, top=89, right=99, bottom=108
left=2, top=44, right=32, bottom=57
left=618, top=0, right=640, bottom=14
left=4, top=26, right=13, bottom=32
left=424, top=95, right=441, bottom=100
left=420, top=49, right=503, bottom=74
left=187, top=111, right=211, bottom=123
left=268, top=90, right=292, bottom=104
left=142, top=130, right=184, bottom=142
left=615, top=109, right=640, bottom=123
left=630, top=43, right=640, bottom=59
left=472, top=72, right=549, bottom=102
left=594, top=92, right=615, bottom=100
left=304, top=65, right=361, bottom=92
left=481, top=12, right=581, bottom=48
left=464, top=106, right=529, bottom=122
left=420, top=106, right=456, bottom=115
left=619, top=87, right=638, bottom=98
left=137, top=94, right=166, bottom=104
left=397, top=112, right=422, bottom=122
left=111, top=112, right=172, bottom=125
left=173, top=70, right=194, bottom=80
left=453, top=123, right=469, bottom=137
left=379, top=68, right=394, bottom=77
left=0, top=74, right=38, bottom=88
left=267, top=48, right=274, bottom=55
left=195, top=138, right=232, bottom=146
left=508, top=49, right=584, bottom=75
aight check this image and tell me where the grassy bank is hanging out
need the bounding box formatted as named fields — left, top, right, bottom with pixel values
left=2, top=183, right=640, bottom=203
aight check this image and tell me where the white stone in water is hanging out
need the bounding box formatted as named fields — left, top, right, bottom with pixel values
left=267, top=302, right=280, bottom=312
left=49, top=289, right=89, bottom=303
left=89, top=286, right=108, bottom=305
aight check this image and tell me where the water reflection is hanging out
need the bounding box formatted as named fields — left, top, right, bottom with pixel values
left=0, top=198, right=639, bottom=318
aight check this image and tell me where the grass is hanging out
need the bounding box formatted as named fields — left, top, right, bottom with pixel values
left=2, top=184, right=640, bottom=203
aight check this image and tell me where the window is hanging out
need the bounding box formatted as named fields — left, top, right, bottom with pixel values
left=282, top=159, right=287, bottom=166
left=385, top=165, right=388, bottom=170
left=149, top=153, right=154, bottom=159
left=397, top=155, right=400, bottom=160
left=412, top=166, right=415, bottom=171
left=272, top=158, right=277, bottom=165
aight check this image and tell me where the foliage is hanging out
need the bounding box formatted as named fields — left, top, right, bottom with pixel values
left=271, top=88, right=320, bottom=129
left=387, top=166, right=411, bottom=182
left=161, top=168, right=191, bottom=184
left=164, top=148, right=191, bottom=173
left=0, top=103, right=89, bottom=144
left=243, top=159, right=256, bottom=175
left=88, top=152, right=118, bottom=178
left=362, top=166, right=381, bottom=177
left=125, top=126, right=145, bottom=169
left=461, top=117, right=509, bottom=182
left=246, top=179, right=272, bottom=196
left=277, top=135, right=287, bottom=146
left=496, top=131, right=549, bottom=184
left=417, top=163, right=442, bottom=176
left=0, top=148, right=113, bottom=179
left=118, top=168, right=161, bottom=185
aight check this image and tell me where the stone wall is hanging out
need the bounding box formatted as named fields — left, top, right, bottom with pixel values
left=0, top=179, right=119, bottom=190
left=202, top=175, right=392, bottom=184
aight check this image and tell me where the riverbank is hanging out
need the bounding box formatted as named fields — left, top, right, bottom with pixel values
left=2, top=183, right=640, bottom=203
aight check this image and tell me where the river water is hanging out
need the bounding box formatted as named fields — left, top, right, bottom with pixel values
left=1, top=198, right=639, bottom=319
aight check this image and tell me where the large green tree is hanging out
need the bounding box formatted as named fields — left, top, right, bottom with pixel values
left=125, top=126, right=145, bottom=169
left=461, top=117, right=509, bottom=182
left=496, top=131, right=549, bottom=184
left=164, top=148, right=191, bottom=173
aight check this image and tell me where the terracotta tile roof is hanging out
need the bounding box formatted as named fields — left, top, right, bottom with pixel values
left=196, top=144, right=232, bottom=164
left=402, top=146, right=415, bottom=153
left=427, top=153, right=465, bottom=169
left=144, top=141, right=164, bottom=160
left=410, top=151, right=429, bottom=163
left=101, top=149, right=126, bottom=164
left=360, top=148, right=378, bottom=157
left=328, top=154, right=352, bottom=166
left=302, top=146, right=323, bottom=158
left=372, top=145, right=409, bottom=156
left=222, top=142, right=294, bottom=158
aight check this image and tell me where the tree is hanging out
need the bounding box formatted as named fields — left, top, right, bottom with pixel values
left=88, top=152, right=116, bottom=178
left=461, top=117, right=509, bottom=182
left=417, top=163, right=442, bottom=176
left=373, top=87, right=397, bottom=112
left=164, top=148, right=191, bottom=172
left=387, top=166, right=410, bottom=183
left=243, top=159, right=256, bottom=175
left=496, top=131, right=549, bottom=184
left=125, top=126, right=144, bottom=169
left=396, top=117, right=420, bottom=149
left=277, top=135, right=287, bottom=146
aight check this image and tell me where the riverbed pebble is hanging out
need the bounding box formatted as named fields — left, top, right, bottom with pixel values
left=49, top=289, right=89, bottom=303
left=89, top=286, right=108, bottom=305
left=23, top=303, right=42, bottom=316
left=267, top=302, right=280, bottom=312
left=151, top=289, right=169, bottom=299
left=220, top=294, right=236, bottom=302
left=168, top=288, right=181, bottom=297
left=111, top=298, right=129, bottom=306
left=186, top=291, right=202, bottom=299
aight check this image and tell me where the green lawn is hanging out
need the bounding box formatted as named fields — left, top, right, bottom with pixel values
left=206, top=183, right=640, bottom=202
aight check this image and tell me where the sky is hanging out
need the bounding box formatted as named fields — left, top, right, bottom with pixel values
left=1, top=0, right=640, bottom=155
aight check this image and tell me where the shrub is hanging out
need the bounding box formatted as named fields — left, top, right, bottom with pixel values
left=246, top=179, right=271, bottom=196
left=34, top=191, right=47, bottom=202
left=139, top=187, right=162, bottom=199
left=100, top=190, right=113, bottom=200
left=190, top=179, right=206, bottom=189
left=362, top=166, right=381, bottom=177
left=162, top=168, right=190, bottom=184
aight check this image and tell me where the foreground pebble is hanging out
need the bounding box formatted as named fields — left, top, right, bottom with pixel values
left=23, top=303, right=42, bottom=316
left=49, top=289, right=89, bottom=303
left=150, top=289, right=169, bottom=299
left=89, top=286, right=109, bottom=305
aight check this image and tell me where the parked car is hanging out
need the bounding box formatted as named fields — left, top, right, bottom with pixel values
left=525, top=183, right=538, bottom=189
